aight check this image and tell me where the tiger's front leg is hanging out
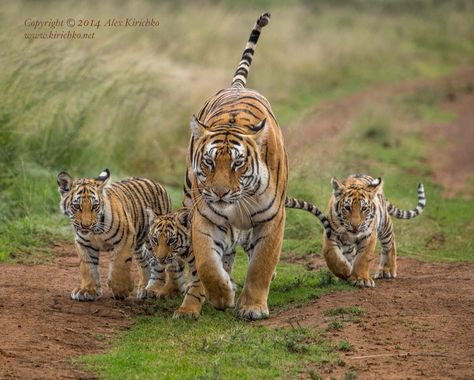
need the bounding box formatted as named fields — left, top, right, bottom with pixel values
left=108, top=233, right=134, bottom=300
left=192, top=213, right=234, bottom=310
left=236, top=209, right=285, bottom=320
left=71, top=242, right=102, bottom=301
left=133, top=246, right=152, bottom=300
left=349, top=232, right=377, bottom=288
left=174, top=256, right=206, bottom=319
left=322, top=238, right=352, bottom=280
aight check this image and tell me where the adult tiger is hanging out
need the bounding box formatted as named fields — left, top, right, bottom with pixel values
left=57, top=169, right=171, bottom=301
left=183, top=12, right=288, bottom=320
left=322, top=174, right=425, bottom=286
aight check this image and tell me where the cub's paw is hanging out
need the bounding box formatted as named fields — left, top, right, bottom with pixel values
left=71, top=287, right=102, bottom=301
left=172, top=307, right=200, bottom=320
left=374, top=269, right=397, bottom=279
left=348, top=276, right=375, bottom=288
left=235, top=302, right=269, bottom=321
left=136, top=287, right=149, bottom=300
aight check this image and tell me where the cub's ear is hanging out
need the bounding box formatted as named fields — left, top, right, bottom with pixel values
left=250, top=118, right=267, bottom=145
left=146, top=208, right=158, bottom=229
left=57, top=171, right=73, bottom=197
left=331, top=177, right=344, bottom=196
left=178, top=208, right=191, bottom=229
left=368, top=177, right=383, bottom=194
left=95, top=168, right=111, bottom=190
left=190, top=115, right=208, bottom=139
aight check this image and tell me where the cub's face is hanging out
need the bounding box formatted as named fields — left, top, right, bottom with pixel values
left=190, top=116, right=266, bottom=207
left=57, top=169, right=110, bottom=235
left=147, top=208, right=191, bottom=265
left=331, top=177, right=382, bottom=234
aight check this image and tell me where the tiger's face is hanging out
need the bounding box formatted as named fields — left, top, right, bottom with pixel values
left=147, top=208, right=191, bottom=265
left=331, top=177, right=382, bottom=234
left=57, top=169, right=110, bottom=235
left=190, top=116, right=266, bottom=207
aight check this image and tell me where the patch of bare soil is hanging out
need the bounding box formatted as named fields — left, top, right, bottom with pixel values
left=0, top=244, right=150, bottom=380
left=264, top=257, right=474, bottom=379
left=427, top=91, right=474, bottom=198
left=283, top=67, right=474, bottom=171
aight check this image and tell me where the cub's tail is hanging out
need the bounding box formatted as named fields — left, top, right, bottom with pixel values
left=285, top=197, right=332, bottom=238
left=387, top=183, right=426, bottom=219
left=231, top=12, right=271, bottom=89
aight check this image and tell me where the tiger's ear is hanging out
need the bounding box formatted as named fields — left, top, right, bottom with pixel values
left=178, top=208, right=191, bottom=229
left=190, top=115, right=208, bottom=138
left=57, top=171, right=73, bottom=197
left=146, top=208, right=158, bottom=229
left=331, top=177, right=344, bottom=197
left=95, top=169, right=111, bottom=190
left=250, top=118, right=267, bottom=145
left=368, top=177, right=383, bottom=194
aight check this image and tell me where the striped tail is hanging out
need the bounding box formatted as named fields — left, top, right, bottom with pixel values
left=387, top=183, right=426, bottom=219
left=285, top=197, right=332, bottom=239
left=231, top=12, right=271, bottom=89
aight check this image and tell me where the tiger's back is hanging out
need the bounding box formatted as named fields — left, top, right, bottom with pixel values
left=106, top=177, right=172, bottom=247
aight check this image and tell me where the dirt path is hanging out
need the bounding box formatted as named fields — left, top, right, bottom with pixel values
left=1, top=69, right=473, bottom=379
left=0, top=245, right=146, bottom=379
left=264, top=257, right=474, bottom=379
left=427, top=92, right=474, bottom=198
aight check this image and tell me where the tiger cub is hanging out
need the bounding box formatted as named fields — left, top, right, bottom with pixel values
left=57, top=169, right=171, bottom=301
left=145, top=208, right=206, bottom=318
left=322, top=174, right=425, bottom=287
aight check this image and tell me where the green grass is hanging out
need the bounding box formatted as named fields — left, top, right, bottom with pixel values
left=1, top=1, right=474, bottom=378
left=82, top=317, right=335, bottom=379
left=81, top=250, right=350, bottom=379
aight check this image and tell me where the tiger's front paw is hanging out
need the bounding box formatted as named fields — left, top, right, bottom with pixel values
left=173, top=306, right=201, bottom=319
left=236, top=292, right=269, bottom=320
left=109, top=277, right=133, bottom=300
left=374, top=268, right=397, bottom=279
left=136, top=287, right=149, bottom=300
left=205, top=281, right=235, bottom=310
left=236, top=302, right=269, bottom=321
left=71, top=286, right=102, bottom=301
left=348, top=275, right=375, bottom=288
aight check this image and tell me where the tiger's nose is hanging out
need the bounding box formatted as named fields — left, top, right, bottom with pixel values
left=213, top=187, right=230, bottom=199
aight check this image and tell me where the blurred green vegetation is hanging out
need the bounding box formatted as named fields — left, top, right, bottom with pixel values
left=1, top=0, right=473, bottom=260
left=1, top=1, right=473, bottom=378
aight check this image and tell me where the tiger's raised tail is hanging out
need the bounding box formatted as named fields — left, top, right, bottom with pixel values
left=285, top=197, right=332, bottom=238
left=231, top=12, right=271, bottom=89
left=387, top=183, right=426, bottom=219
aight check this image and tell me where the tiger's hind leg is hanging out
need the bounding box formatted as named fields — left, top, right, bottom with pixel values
left=374, top=219, right=397, bottom=279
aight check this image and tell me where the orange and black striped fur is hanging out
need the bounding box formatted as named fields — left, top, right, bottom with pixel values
left=145, top=208, right=206, bottom=318
left=57, top=169, right=171, bottom=301
left=322, top=174, right=425, bottom=286
left=183, top=12, right=288, bottom=320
